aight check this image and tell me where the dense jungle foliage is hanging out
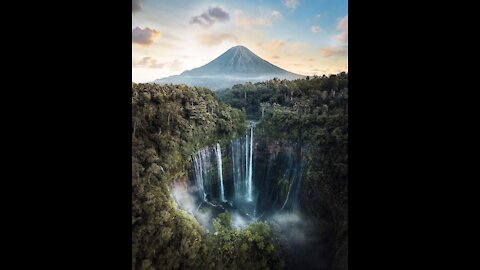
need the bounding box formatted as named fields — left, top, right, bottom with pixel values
left=132, top=83, right=284, bottom=270
left=218, top=72, right=348, bottom=270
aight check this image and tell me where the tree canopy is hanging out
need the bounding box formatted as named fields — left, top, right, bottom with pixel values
left=218, top=73, right=348, bottom=270
left=132, top=83, right=283, bottom=270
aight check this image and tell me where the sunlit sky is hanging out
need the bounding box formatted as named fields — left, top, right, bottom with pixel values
left=132, top=0, right=348, bottom=83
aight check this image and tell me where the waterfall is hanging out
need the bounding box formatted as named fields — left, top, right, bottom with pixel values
left=230, top=124, right=255, bottom=203
left=245, top=133, right=249, bottom=197
left=231, top=140, right=240, bottom=197
left=189, top=121, right=306, bottom=224
left=231, top=141, right=236, bottom=194
left=215, top=143, right=225, bottom=201
left=200, top=148, right=212, bottom=198
left=280, top=175, right=295, bottom=210
left=192, top=149, right=206, bottom=201
left=247, top=126, right=254, bottom=201
left=191, top=147, right=213, bottom=202
left=280, top=146, right=306, bottom=211
left=239, top=124, right=254, bottom=201
left=191, top=143, right=229, bottom=204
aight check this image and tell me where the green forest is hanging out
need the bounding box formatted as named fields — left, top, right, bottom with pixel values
left=132, top=84, right=284, bottom=270
left=132, top=73, right=348, bottom=270
left=218, top=73, right=348, bottom=269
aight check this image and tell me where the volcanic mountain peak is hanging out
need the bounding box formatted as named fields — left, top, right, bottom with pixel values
left=155, top=45, right=304, bottom=90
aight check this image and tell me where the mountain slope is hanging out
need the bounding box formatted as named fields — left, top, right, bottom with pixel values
left=155, top=46, right=304, bottom=90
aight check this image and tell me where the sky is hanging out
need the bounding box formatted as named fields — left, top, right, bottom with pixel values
left=132, top=0, right=348, bottom=83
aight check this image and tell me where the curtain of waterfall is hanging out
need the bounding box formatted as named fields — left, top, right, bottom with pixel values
left=215, top=143, right=225, bottom=201
left=191, top=147, right=214, bottom=203
left=247, top=126, right=253, bottom=201
left=189, top=125, right=306, bottom=223
left=192, top=152, right=206, bottom=201
left=231, top=139, right=243, bottom=199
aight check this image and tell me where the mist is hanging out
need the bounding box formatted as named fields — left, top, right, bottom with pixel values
left=169, top=126, right=333, bottom=269
left=270, top=212, right=308, bottom=243
left=171, top=183, right=213, bottom=230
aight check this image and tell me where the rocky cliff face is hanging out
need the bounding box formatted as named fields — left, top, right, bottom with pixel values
left=186, top=124, right=307, bottom=223
left=184, top=125, right=336, bottom=270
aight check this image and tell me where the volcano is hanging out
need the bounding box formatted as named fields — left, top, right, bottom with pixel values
left=154, top=45, right=304, bottom=90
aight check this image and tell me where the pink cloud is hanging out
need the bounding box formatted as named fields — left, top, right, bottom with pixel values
left=311, top=25, right=323, bottom=33
left=336, top=15, right=348, bottom=42
left=132, top=27, right=160, bottom=46
left=321, top=46, right=347, bottom=57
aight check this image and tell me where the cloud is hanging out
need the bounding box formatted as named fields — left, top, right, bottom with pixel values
left=170, top=59, right=183, bottom=71
left=132, top=27, right=160, bottom=46
left=208, top=6, right=230, bottom=20
left=316, top=14, right=321, bottom=19
left=320, top=46, right=347, bottom=57
left=235, top=10, right=272, bottom=27
left=132, top=0, right=141, bottom=13
left=191, top=13, right=213, bottom=26
left=256, top=39, right=310, bottom=61
left=133, top=57, right=165, bottom=68
left=271, top=10, right=282, bottom=18
left=337, top=15, right=348, bottom=31
left=190, top=6, right=230, bottom=27
left=336, top=31, right=348, bottom=43
left=161, top=32, right=182, bottom=42
left=278, top=40, right=310, bottom=56
left=198, top=33, right=239, bottom=47
left=132, top=57, right=183, bottom=71
left=257, top=39, right=285, bottom=50
left=283, top=0, right=299, bottom=9
left=336, top=15, right=348, bottom=42
left=311, top=25, right=323, bottom=33
left=156, top=41, right=175, bottom=49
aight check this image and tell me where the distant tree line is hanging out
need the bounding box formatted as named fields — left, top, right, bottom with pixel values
left=216, top=72, right=347, bottom=120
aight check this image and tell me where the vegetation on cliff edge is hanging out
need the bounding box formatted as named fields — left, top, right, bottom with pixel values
left=218, top=73, right=348, bottom=270
left=132, top=83, right=283, bottom=270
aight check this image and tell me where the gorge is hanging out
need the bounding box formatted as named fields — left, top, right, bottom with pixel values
left=175, top=122, right=307, bottom=230
left=132, top=73, right=347, bottom=270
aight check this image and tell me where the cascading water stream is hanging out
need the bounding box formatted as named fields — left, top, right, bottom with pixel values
left=187, top=121, right=306, bottom=226
left=192, top=150, right=206, bottom=201
left=215, top=143, right=225, bottom=201
left=231, top=139, right=243, bottom=198
left=245, top=133, right=249, bottom=197
left=175, top=124, right=318, bottom=270
left=247, top=126, right=253, bottom=201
